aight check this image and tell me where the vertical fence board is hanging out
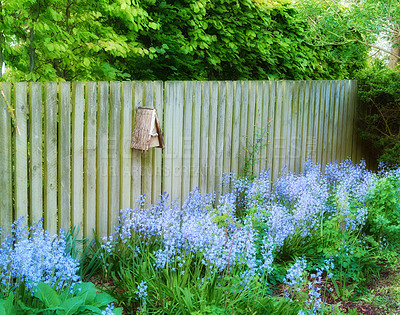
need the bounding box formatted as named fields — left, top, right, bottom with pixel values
left=152, top=81, right=164, bottom=202
left=172, top=82, right=184, bottom=202
left=350, top=81, right=359, bottom=162
left=190, top=82, right=202, bottom=191
left=44, top=83, right=58, bottom=234
left=120, top=82, right=133, bottom=211
left=0, top=82, right=12, bottom=236
left=97, top=82, right=109, bottom=239
left=291, top=81, right=300, bottom=172
left=30, top=82, right=43, bottom=224
left=337, top=81, right=346, bottom=162
left=109, top=82, right=121, bottom=231
left=84, top=82, right=97, bottom=239
left=142, top=82, right=153, bottom=207
left=208, top=82, right=218, bottom=194
left=267, top=81, right=275, bottom=174
left=182, top=82, right=193, bottom=202
left=131, top=82, right=143, bottom=206
left=59, top=82, right=71, bottom=231
left=344, top=81, right=353, bottom=159
left=272, top=81, right=283, bottom=182
left=239, top=82, right=249, bottom=176
left=246, top=81, right=256, bottom=176
left=316, top=81, right=325, bottom=169
left=15, top=82, right=28, bottom=221
left=306, top=81, right=316, bottom=161
left=200, top=82, right=210, bottom=193
left=231, top=82, right=241, bottom=175
left=300, top=81, right=310, bottom=172
left=254, top=81, right=263, bottom=174
left=332, top=81, right=340, bottom=163
left=257, top=81, right=267, bottom=173
left=215, top=81, right=226, bottom=197
left=163, top=82, right=174, bottom=200
left=72, top=82, right=84, bottom=239
left=190, top=82, right=202, bottom=193
left=327, top=81, right=336, bottom=164
left=222, top=81, right=233, bottom=193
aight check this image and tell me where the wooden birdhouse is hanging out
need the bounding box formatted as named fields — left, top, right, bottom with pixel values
left=131, top=107, right=165, bottom=151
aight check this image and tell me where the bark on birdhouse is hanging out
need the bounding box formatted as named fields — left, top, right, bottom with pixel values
left=131, top=107, right=165, bottom=151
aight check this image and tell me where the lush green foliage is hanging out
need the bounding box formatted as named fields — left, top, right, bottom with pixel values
left=296, top=0, right=400, bottom=68
left=356, top=64, right=400, bottom=166
left=0, top=0, right=368, bottom=81
left=0, top=281, right=121, bottom=314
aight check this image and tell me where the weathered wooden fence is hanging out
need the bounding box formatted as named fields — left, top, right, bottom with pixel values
left=0, top=80, right=363, bottom=240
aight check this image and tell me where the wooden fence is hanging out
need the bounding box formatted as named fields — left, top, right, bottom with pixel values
left=0, top=80, right=363, bottom=240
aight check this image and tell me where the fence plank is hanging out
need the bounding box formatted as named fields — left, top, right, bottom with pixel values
left=200, top=82, right=210, bottom=193
left=231, top=82, right=241, bottom=175
left=152, top=81, right=164, bottom=202
left=327, top=81, right=336, bottom=164
left=267, top=81, right=275, bottom=175
left=215, top=81, right=226, bottom=197
left=84, top=82, right=97, bottom=239
left=0, top=82, right=12, bottom=236
left=246, top=81, right=256, bottom=176
left=15, top=82, right=28, bottom=222
left=291, top=81, right=300, bottom=172
left=306, top=82, right=314, bottom=162
left=344, top=81, right=353, bottom=160
left=239, top=81, right=249, bottom=176
left=97, top=82, right=109, bottom=239
left=332, top=81, right=341, bottom=163
left=72, top=82, right=84, bottom=239
left=142, top=82, right=153, bottom=207
left=29, top=82, right=43, bottom=225
left=254, top=81, right=264, bottom=175
left=316, top=81, right=325, bottom=169
left=190, top=82, right=202, bottom=191
left=208, top=81, right=218, bottom=194
left=222, top=81, right=233, bottom=192
left=163, top=82, right=173, bottom=200
left=272, top=81, right=283, bottom=182
left=337, top=81, right=346, bottom=162
left=59, top=82, right=71, bottom=232
left=300, top=81, right=310, bottom=172
left=120, top=82, right=133, bottom=211
left=44, top=83, right=58, bottom=234
left=182, top=81, right=193, bottom=202
left=109, top=82, right=121, bottom=231
left=131, top=82, right=143, bottom=207
left=172, top=82, right=184, bottom=202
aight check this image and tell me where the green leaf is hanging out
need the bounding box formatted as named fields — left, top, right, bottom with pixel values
left=58, top=297, right=85, bottom=315
left=34, top=282, right=61, bottom=308
left=93, top=293, right=115, bottom=307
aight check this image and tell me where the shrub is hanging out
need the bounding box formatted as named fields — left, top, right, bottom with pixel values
left=357, top=64, right=400, bottom=166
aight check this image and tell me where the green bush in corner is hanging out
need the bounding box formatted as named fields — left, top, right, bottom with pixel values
left=357, top=63, right=400, bottom=166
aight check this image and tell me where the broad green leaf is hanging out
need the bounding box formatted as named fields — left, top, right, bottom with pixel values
left=58, top=297, right=85, bottom=315
left=34, top=282, right=61, bottom=308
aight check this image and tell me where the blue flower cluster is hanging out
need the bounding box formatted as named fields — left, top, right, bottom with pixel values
left=105, top=158, right=382, bottom=287
left=0, top=217, right=80, bottom=293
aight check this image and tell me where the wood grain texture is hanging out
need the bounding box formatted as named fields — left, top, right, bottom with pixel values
left=30, top=82, right=43, bottom=225
left=15, top=82, right=28, bottom=222
left=44, top=83, right=58, bottom=234
left=0, top=83, right=12, bottom=238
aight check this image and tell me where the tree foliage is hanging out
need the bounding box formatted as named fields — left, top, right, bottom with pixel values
left=296, top=0, right=400, bottom=69
left=0, top=0, right=369, bottom=81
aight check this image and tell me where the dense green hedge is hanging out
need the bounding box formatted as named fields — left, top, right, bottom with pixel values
left=357, top=64, right=400, bottom=166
